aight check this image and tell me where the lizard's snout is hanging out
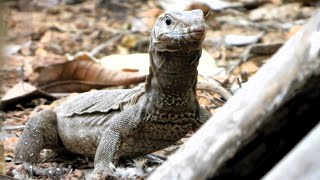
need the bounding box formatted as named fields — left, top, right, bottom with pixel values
left=187, top=25, right=205, bottom=41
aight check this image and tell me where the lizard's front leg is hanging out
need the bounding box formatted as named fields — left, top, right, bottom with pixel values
left=14, top=110, right=62, bottom=164
left=92, top=105, right=144, bottom=178
left=94, top=129, right=121, bottom=174
left=13, top=110, right=67, bottom=179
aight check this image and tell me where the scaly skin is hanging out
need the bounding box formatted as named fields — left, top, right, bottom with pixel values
left=14, top=9, right=211, bottom=177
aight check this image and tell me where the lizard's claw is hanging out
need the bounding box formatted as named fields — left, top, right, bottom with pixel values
left=101, top=172, right=120, bottom=180
left=20, top=162, right=67, bottom=179
left=90, top=171, right=119, bottom=180
left=91, top=163, right=119, bottom=180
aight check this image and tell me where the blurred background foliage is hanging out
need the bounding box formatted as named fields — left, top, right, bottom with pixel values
left=0, top=1, right=7, bottom=65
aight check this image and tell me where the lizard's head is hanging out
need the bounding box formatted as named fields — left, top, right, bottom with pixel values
left=151, top=9, right=206, bottom=52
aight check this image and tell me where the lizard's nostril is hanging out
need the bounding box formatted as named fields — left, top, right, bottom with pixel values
left=191, top=25, right=205, bottom=33
left=187, top=25, right=205, bottom=41
left=189, top=32, right=205, bottom=40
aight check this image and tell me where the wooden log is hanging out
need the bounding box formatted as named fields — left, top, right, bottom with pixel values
left=148, top=12, right=320, bottom=180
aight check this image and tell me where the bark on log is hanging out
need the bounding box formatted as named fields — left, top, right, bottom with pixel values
left=149, top=12, right=320, bottom=180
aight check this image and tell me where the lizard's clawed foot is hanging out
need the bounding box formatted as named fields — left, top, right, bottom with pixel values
left=90, top=171, right=119, bottom=180
left=100, top=172, right=120, bottom=180
left=91, top=162, right=149, bottom=180
left=20, top=162, right=68, bottom=179
left=91, top=164, right=119, bottom=180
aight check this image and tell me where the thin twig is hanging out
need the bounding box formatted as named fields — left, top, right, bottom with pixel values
left=2, top=125, right=25, bottom=131
left=90, top=31, right=130, bottom=56
left=197, top=79, right=232, bottom=100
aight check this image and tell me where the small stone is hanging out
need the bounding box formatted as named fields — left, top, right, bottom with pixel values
left=74, top=169, right=84, bottom=177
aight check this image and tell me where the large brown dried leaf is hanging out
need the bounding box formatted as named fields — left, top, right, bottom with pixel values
left=100, top=50, right=224, bottom=77
left=0, top=82, right=56, bottom=108
left=32, top=59, right=146, bottom=93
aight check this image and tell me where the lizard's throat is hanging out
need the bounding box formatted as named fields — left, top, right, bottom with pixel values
left=145, top=49, right=201, bottom=109
left=148, top=50, right=200, bottom=93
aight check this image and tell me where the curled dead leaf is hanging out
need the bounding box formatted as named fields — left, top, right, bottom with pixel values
left=32, top=59, right=146, bottom=93
left=0, top=82, right=56, bottom=109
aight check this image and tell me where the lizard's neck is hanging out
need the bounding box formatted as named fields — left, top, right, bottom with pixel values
left=145, top=48, right=201, bottom=111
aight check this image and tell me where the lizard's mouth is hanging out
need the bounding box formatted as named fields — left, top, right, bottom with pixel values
left=185, top=25, right=206, bottom=41
left=156, top=25, right=206, bottom=43
left=159, top=69, right=195, bottom=77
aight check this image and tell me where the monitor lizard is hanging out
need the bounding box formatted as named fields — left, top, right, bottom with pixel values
left=14, top=9, right=211, bottom=178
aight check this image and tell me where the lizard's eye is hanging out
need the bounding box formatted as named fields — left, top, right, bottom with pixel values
left=165, top=15, right=171, bottom=26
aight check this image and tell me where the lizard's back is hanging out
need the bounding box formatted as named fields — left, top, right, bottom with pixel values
left=55, top=87, right=144, bottom=156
